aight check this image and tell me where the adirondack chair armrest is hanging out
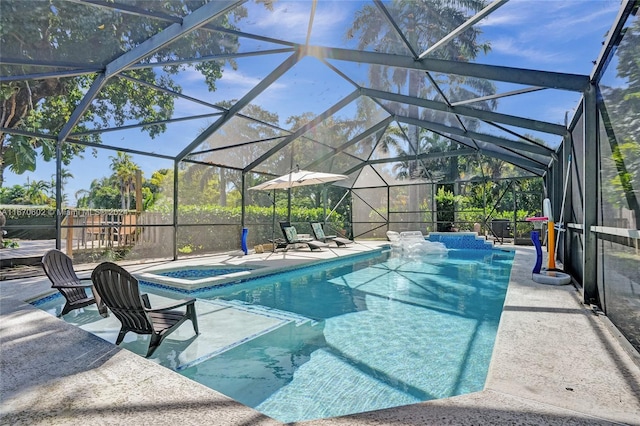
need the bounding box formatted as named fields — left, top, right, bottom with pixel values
left=51, top=281, right=93, bottom=289
left=141, top=293, right=152, bottom=309
left=144, top=297, right=196, bottom=313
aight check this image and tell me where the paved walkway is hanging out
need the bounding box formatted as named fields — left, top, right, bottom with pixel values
left=1, top=243, right=639, bottom=425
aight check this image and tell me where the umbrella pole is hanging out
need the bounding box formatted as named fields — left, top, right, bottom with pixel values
left=272, top=189, right=276, bottom=252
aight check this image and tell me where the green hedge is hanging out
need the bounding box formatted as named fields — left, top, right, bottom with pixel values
left=147, top=204, right=345, bottom=254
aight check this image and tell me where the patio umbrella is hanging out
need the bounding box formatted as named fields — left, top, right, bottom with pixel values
left=249, top=170, right=348, bottom=191
left=249, top=170, right=348, bottom=251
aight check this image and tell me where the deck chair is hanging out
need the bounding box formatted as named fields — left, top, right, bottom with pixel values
left=91, top=262, right=199, bottom=357
left=41, top=249, right=108, bottom=317
left=310, top=222, right=353, bottom=247
left=279, top=221, right=328, bottom=251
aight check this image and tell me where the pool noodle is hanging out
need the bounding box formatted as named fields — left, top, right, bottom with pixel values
left=542, top=198, right=556, bottom=270
left=531, top=231, right=542, bottom=274
left=241, top=227, right=248, bottom=255
left=547, top=221, right=556, bottom=269
left=526, top=216, right=548, bottom=221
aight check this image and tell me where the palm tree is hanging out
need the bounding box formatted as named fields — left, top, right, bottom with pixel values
left=349, top=0, right=496, bottom=180
left=189, top=103, right=282, bottom=207
left=349, top=1, right=496, bottom=228
left=84, top=176, right=121, bottom=209
left=74, top=188, right=90, bottom=208
left=22, top=179, right=51, bottom=205
left=109, top=152, right=139, bottom=210
left=49, top=168, right=74, bottom=207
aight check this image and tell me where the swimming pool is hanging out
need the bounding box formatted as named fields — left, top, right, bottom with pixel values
left=34, top=248, right=514, bottom=423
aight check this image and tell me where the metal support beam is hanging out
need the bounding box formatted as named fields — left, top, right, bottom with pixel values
left=304, top=116, right=394, bottom=170
left=559, top=132, right=573, bottom=264
left=305, top=0, right=317, bottom=46
left=105, top=1, right=244, bottom=77
left=311, top=46, right=589, bottom=92
left=57, top=74, right=107, bottom=142
left=341, top=148, right=477, bottom=176
left=173, top=159, right=180, bottom=261
left=363, top=87, right=567, bottom=136
left=583, top=83, right=598, bottom=304
left=177, top=51, right=301, bottom=161
left=72, top=112, right=224, bottom=136
left=57, top=0, right=243, bottom=143
left=396, top=116, right=554, bottom=156
left=419, top=0, right=509, bottom=59
left=241, top=173, right=246, bottom=228
left=374, top=0, right=420, bottom=58
left=339, top=136, right=545, bottom=179
left=591, top=1, right=637, bottom=83
left=55, top=140, right=63, bottom=250
left=450, top=86, right=545, bottom=107
left=0, top=67, right=100, bottom=83
left=477, top=150, right=546, bottom=176
left=244, top=89, right=361, bottom=173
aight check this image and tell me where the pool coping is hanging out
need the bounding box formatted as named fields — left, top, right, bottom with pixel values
left=1, top=242, right=639, bottom=425
left=135, top=248, right=389, bottom=293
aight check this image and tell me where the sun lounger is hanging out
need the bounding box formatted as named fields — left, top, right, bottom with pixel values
left=310, top=222, right=353, bottom=247
left=279, top=221, right=328, bottom=251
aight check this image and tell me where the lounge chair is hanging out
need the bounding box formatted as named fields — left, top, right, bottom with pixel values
left=41, top=249, right=108, bottom=317
left=267, top=238, right=289, bottom=251
left=279, top=221, right=328, bottom=251
left=91, top=262, right=199, bottom=357
left=310, top=222, right=353, bottom=247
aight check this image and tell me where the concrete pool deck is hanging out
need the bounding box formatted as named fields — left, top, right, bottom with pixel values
left=1, top=242, right=639, bottom=425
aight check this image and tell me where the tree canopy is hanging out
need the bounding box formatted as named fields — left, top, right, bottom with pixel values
left=0, top=0, right=262, bottom=186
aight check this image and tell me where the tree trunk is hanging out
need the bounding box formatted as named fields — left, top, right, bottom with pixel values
left=1, top=80, right=66, bottom=188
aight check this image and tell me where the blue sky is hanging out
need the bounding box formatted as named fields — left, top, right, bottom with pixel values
left=3, top=0, right=622, bottom=205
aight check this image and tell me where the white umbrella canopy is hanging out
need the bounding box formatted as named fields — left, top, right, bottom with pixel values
left=249, top=170, right=348, bottom=191
left=248, top=169, right=348, bottom=252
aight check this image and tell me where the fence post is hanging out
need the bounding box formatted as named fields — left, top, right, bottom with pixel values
left=66, top=214, right=74, bottom=258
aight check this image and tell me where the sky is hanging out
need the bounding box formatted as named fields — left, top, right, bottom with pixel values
left=3, top=0, right=623, bottom=206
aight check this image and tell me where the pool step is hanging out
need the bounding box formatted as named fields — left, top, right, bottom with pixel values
left=208, top=298, right=318, bottom=326
left=426, top=232, right=494, bottom=250
left=175, top=299, right=319, bottom=371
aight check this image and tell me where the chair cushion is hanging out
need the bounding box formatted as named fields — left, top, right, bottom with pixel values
left=284, top=226, right=298, bottom=242
left=311, top=222, right=325, bottom=239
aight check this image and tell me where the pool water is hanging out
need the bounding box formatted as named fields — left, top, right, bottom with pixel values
left=158, top=267, right=254, bottom=281
left=33, top=248, right=514, bottom=423
left=181, top=249, right=514, bottom=422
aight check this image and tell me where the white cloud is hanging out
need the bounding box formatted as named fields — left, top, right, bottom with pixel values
left=489, top=38, right=564, bottom=64
left=180, top=67, right=206, bottom=83
left=241, top=1, right=352, bottom=45
left=536, top=3, right=619, bottom=42
left=307, top=3, right=353, bottom=45
left=177, top=65, right=286, bottom=97
left=477, top=5, right=529, bottom=27
left=220, top=67, right=286, bottom=91
left=246, top=1, right=313, bottom=41
left=476, top=0, right=619, bottom=70
left=481, top=0, right=619, bottom=42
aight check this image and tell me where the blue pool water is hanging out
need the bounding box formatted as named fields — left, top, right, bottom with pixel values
left=34, top=248, right=514, bottom=423
left=180, top=249, right=514, bottom=422
left=158, top=267, right=254, bottom=281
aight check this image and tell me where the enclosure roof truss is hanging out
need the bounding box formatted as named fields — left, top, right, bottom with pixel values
left=1, top=0, right=635, bottom=187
